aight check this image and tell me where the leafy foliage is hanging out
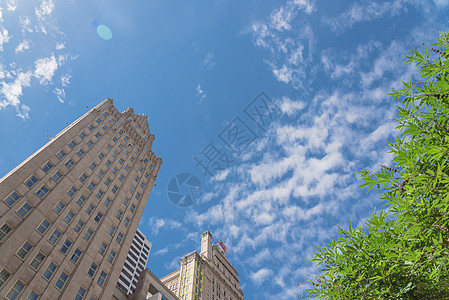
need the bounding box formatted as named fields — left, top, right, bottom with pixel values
left=306, top=32, right=449, bottom=299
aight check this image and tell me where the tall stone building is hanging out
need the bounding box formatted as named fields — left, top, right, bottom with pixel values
left=0, top=99, right=162, bottom=299
left=160, top=231, right=244, bottom=300
left=117, top=228, right=152, bottom=295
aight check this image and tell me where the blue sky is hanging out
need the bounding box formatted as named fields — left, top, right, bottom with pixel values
left=0, top=0, right=448, bottom=298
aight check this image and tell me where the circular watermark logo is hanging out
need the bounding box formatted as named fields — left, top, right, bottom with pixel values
left=167, top=173, right=202, bottom=207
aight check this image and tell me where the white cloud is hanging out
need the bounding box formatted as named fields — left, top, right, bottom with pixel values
left=15, top=40, right=30, bottom=53
left=34, top=54, right=58, bottom=85
left=35, top=0, right=55, bottom=34
left=19, top=16, right=33, bottom=34
left=279, top=97, right=305, bottom=116
left=0, top=27, right=11, bottom=51
left=148, top=217, right=182, bottom=236
left=196, top=84, right=206, bottom=103
left=7, top=0, right=17, bottom=11
left=55, top=42, right=65, bottom=50
left=251, top=268, right=273, bottom=285
left=0, top=71, right=33, bottom=119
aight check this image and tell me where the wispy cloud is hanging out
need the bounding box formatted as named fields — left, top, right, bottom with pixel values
left=35, top=0, right=54, bottom=34
left=15, top=40, right=30, bottom=53
left=203, top=51, right=215, bottom=69
left=251, top=268, right=273, bottom=285
left=196, top=84, right=206, bottom=103
left=0, top=27, right=11, bottom=51
left=148, top=217, right=182, bottom=236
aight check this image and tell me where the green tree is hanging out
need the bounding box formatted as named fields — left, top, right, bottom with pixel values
left=306, top=32, right=449, bottom=299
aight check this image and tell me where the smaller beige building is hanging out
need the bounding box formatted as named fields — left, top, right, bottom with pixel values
left=161, top=231, right=244, bottom=300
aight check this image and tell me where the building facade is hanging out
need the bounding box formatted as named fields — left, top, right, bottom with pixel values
left=117, top=228, right=152, bottom=295
left=161, top=231, right=244, bottom=300
left=0, top=98, right=162, bottom=299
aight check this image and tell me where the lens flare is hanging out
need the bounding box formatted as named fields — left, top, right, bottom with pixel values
left=96, top=24, right=112, bottom=40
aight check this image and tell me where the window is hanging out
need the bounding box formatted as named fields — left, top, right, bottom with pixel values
left=0, top=223, right=13, bottom=242
left=96, top=118, right=101, bottom=124
left=119, top=174, right=125, bottom=182
left=90, top=295, right=98, bottom=300
left=86, top=203, right=95, bottom=215
left=76, top=195, right=86, bottom=207
left=99, top=242, right=108, bottom=255
left=129, top=186, right=135, bottom=193
left=105, top=160, right=111, bottom=167
left=0, top=268, right=12, bottom=288
left=98, top=152, right=105, bottom=160
left=104, top=178, right=111, bottom=186
left=71, top=248, right=83, bottom=264
left=6, top=280, right=26, bottom=299
left=118, top=129, right=124, bottom=135
left=103, top=197, right=111, bottom=208
left=119, top=158, right=124, bottom=165
left=123, top=197, right=129, bottom=206
left=94, top=132, right=101, bottom=139
left=48, top=229, right=62, bottom=244
left=97, top=270, right=107, bottom=286
left=17, top=202, right=32, bottom=218
left=130, top=156, right=135, bottom=163
left=30, top=252, right=45, bottom=270
left=55, top=271, right=69, bottom=289
left=65, top=159, right=75, bottom=169
left=140, top=182, right=145, bottom=189
left=56, top=150, right=66, bottom=159
left=84, top=228, right=94, bottom=241
left=4, top=191, right=21, bottom=206
left=95, top=190, right=104, bottom=199
left=28, top=290, right=40, bottom=300
left=42, top=262, right=57, bottom=280
left=124, top=217, right=130, bottom=227
left=135, top=192, right=141, bottom=200
left=79, top=131, right=86, bottom=139
left=63, top=211, right=75, bottom=224
left=88, top=262, right=98, bottom=277
left=130, top=203, right=136, bottom=213
left=112, top=167, right=118, bottom=175
left=52, top=171, right=63, bottom=182
left=118, top=144, right=124, bottom=150
left=79, top=173, right=88, bottom=183
left=134, top=176, right=139, bottom=183
left=41, top=161, right=53, bottom=173
left=107, top=249, right=116, bottom=263
left=76, top=149, right=85, bottom=157
left=25, top=175, right=39, bottom=188
left=97, top=169, right=105, bottom=179
left=116, top=232, right=123, bottom=244
left=102, top=125, right=108, bottom=131
left=67, top=186, right=78, bottom=197
left=108, top=224, right=116, bottom=236
left=139, top=166, right=144, bottom=173
left=36, top=185, right=49, bottom=199
left=145, top=172, right=150, bottom=179
left=105, top=143, right=112, bottom=151
left=125, top=164, right=130, bottom=172
left=112, top=151, right=118, bottom=158
left=124, top=136, right=129, bottom=141
left=111, top=184, right=119, bottom=193
left=116, top=210, right=123, bottom=220
left=16, top=241, right=33, bottom=259
left=124, top=150, right=129, bottom=156
left=87, top=181, right=96, bottom=191
left=86, top=139, right=93, bottom=147
left=88, top=124, right=94, bottom=131
left=36, top=219, right=51, bottom=235
left=94, top=212, right=103, bottom=222
left=60, top=239, right=72, bottom=254
left=74, top=219, right=85, bottom=233
left=103, top=111, right=109, bottom=118
left=68, top=140, right=77, bottom=149
left=75, top=287, right=87, bottom=300
left=53, top=201, right=65, bottom=214
left=89, top=162, right=97, bottom=170
left=112, top=136, right=118, bottom=143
